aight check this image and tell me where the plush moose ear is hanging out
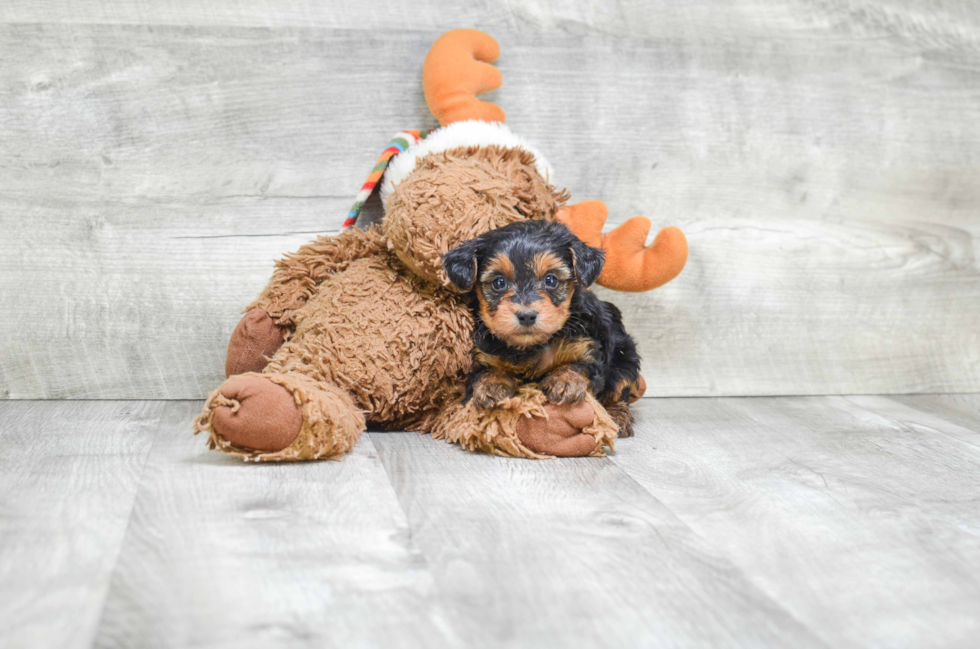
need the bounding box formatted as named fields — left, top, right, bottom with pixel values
left=442, top=240, right=481, bottom=291
left=570, top=237, right=605, bottom=288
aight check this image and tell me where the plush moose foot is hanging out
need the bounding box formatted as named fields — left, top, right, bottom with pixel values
left=210, top=374, right=303, bottom=452
left=540, top=365, right=589, bottom=405
left=515, top=401, right=600, bottom=456
left=195, top=372, right=366, bottom=461
left=430, top=385, right=617, bottom=459
left=225, top=309, right=287, bottom=377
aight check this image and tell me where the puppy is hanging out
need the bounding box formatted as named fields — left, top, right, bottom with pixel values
left=442, top=220, right=642, bottom=437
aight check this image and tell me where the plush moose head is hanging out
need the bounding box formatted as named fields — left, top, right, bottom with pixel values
left=377, top=29, right=689, bottom=292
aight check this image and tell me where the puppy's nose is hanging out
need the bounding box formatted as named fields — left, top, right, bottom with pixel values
left=516, top=310, right=538, bottom=328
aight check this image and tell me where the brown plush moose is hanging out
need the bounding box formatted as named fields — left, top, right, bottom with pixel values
left=193, top=29, right=688, bottom=460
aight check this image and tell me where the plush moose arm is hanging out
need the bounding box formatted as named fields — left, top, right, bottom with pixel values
left=247, top=226, right=386, bottom=322
left=557, top=200, right=688, bottom=292
left=224, top=226, right=386, bottom=377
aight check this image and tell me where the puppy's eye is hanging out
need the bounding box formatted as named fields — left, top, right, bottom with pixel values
left=491, top=276, right=507, bottom=291
left=544, top=273, right=558, bottom=288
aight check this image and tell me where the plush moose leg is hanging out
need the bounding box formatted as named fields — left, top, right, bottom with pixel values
left=221, top=226, right=389, bottom=376
left=223, top=227, right=389, bottom=378
left=431, top=385, right=618, bottom=459
left=193, top=372, right=365, bottom=461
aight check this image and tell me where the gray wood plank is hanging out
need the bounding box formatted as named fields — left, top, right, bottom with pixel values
left=890, top=393, right=980, bottom=437
left=2, top=9, right=979, bottom=398
left=847, top=394, right=980, bottom=450
left=3, top=0, right=979, bottom=44
left=0, top=0, right=510, bottom=28
left=93, top=401, right=457, bottom=649
left=0, top=196, right=335, bottom=399
left=611, top=397, right=980, bottom=648
left=0, top=400, right=164, bottom=649
left=368, top=429, right=825, bottom=648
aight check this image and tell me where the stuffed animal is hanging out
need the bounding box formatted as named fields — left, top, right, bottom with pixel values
left=192, top=29, right=688, bottom=461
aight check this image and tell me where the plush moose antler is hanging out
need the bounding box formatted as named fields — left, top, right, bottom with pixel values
left=424, top=30, right=686, bottom=292
left=557, top=201, right=688, bottom=292
left=424, top=29, right=506, bottom=126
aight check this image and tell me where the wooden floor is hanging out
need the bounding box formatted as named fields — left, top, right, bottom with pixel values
left=1, top=396, right=978, bottom=648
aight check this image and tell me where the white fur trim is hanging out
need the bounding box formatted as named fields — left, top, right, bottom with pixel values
left=380, top=120, right=555, bottom=204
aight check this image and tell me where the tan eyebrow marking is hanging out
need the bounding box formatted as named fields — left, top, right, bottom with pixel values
left=481, top=253, right=515, bottom=282
left=532, top=251, right=572, bottom=280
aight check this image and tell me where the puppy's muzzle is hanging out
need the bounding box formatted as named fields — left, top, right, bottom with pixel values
left=516, top=309, right=538, bottom=328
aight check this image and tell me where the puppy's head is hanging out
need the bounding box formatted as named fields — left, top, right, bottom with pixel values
left=442, top=221, right=604, bottom=348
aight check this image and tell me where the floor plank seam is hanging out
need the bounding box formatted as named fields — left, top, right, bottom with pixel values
left=847, top=396, right=980, bottom=449
left=85, top=404, right=168, bottom=648
left=364, top=430, right=446, bottom=574
left=604, top=451, right=832, bottom=644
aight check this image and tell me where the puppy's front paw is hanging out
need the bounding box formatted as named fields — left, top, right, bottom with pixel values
left=540, top=366, right=589, bottom=405
left=472, top=372, right=517, bottom=409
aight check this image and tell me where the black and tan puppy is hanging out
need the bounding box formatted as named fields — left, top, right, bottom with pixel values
left=442, top=220, right=642, bottom=436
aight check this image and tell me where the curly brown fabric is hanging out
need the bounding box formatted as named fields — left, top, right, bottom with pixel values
left=249, top=226, right=388, bottom=324
left=261, top=252, right=474, bottom=429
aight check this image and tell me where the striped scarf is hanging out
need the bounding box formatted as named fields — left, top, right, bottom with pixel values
left=341, top=130, right=430, bottom=230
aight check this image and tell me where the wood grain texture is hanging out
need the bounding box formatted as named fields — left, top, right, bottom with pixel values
left=1, top=2, right=979, bottom=398
left=368, top=429, right=825, bottom=648
left=611, top=397, right=980, bottom=648
left=2, top=395, right=980, bottom=646
left=850, top=394, right=980, bottom=449
left=4, top=0, right=980, bottom=41
left=93, top=401, right=456, bottom=649
left=892, top=393, right=980, bottom=436
left=0, top=400, right=164, bottom=649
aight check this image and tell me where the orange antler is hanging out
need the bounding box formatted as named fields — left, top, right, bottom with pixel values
left=557, top=201, right=688, bottom=292
left=423, top=29, right=506, bottom=126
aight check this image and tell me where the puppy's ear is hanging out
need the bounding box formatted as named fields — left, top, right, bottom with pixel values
left=442, top=239, right=481, bottom=291
left=570, top=237, right=605, bottom=287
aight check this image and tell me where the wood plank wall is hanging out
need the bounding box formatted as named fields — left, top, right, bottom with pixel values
left=1, top=1, right=978, bottom=398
